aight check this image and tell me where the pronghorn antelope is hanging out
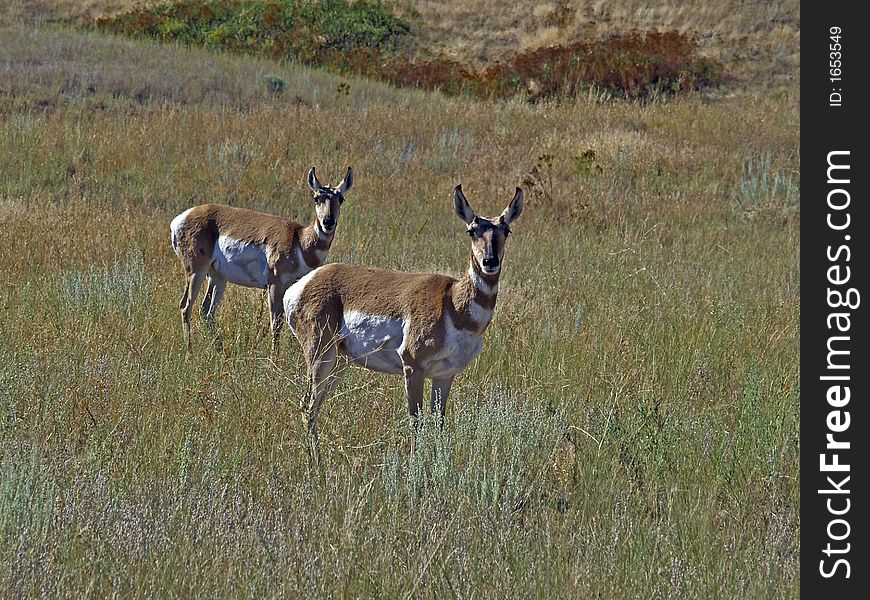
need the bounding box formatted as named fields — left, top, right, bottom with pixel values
left=170, top=166, right=353, bottom=353
left=283, top=184, right=523, bottom=454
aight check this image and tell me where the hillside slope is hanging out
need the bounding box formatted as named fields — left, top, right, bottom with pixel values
left=2, top=0, right=799, bottom=90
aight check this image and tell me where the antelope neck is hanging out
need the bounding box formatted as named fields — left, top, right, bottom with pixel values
left=456, top=255, right=500, bottom=315
left=299, top=218, right=334, bottom=266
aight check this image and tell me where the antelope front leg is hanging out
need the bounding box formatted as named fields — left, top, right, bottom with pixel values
left=430, top=376, right=454, bottom=427
left=403, top=363, right=425, bottom=454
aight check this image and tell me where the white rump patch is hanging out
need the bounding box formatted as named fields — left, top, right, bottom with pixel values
left=340, top=310, right=405, bottom=374
left=169, top=207, right=194, bottom=255
left=283, top=267, right=323, bottom=331
left=211, top=235, right=271, bottom=288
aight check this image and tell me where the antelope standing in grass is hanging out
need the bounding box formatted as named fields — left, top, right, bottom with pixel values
left=283, top=183, right=523, bottom=456
left=170, top=166, right=353, bottom=353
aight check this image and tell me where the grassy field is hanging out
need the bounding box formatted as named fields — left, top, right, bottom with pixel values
left=0, top=3, right=799, bottom=598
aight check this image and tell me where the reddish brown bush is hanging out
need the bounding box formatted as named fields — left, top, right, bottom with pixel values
left=508, top=31, right=722, bottom=100
left=358, top=31, right=722, bottom=101
left=95, top=2, right=722, bottom=101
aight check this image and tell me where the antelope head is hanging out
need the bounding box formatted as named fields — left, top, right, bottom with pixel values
left=453, top=184, right=524, bottom=275
left=307, top=166, right=353, bottom=234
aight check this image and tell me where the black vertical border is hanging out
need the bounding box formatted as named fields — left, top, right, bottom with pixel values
left=801, top=2, right=869, bottom=596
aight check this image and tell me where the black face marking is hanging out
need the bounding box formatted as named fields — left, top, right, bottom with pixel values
left=468, top=217, right=510, bottom=239
left=313, top=189, right=339, bottom=204
left=313, top=187, right=343, bottom=232
left=467, top=216, right=509, bottom=274
left=468, top=218, right=492, bottom=235
left=488, top=234, right=503, bottom=260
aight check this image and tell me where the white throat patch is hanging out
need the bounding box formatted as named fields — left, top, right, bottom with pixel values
left=469, top=300, right=493, bottom=327
left=316, top=221, right=332, bottom=241
left=468, top=266, right=498, bottom=295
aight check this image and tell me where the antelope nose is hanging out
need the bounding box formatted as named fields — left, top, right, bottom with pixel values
left=482, top=257, right=499, bottom=269
left=323, top=217, right=336, bottom=230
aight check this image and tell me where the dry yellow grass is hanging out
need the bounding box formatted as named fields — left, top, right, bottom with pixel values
left=0, top=0, right=153, bottom=25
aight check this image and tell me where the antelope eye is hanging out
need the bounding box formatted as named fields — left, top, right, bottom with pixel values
left=338, top=195, right=344, bottom=204
left=467, top=227, right=476, bottom=237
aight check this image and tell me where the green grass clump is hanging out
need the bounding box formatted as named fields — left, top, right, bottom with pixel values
left=95, top=0, right=412, bottom=59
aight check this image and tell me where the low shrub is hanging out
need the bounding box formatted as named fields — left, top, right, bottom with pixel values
left=731, top=152, right=800, bottom=221
left=396, top=31, right=722, bottom=100
left=507, top=31, right=724, bottom=100
left=95, top=0, right=412, bottom=60
left=95, top=3, right=722, bottom=101
left=52, top=251, right=149, bottom=320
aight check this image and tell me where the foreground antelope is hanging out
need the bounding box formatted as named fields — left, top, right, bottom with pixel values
left=283, top=184, right=523, bottom=455
left=170, top=166, right=353, bottom=353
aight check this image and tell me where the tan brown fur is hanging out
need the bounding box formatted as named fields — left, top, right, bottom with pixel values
left=171, top=166, right=352, bottom=354
left=284, top=184, right=522, bottom=459
left=174, top=204, right=328, bottom=277
left=291, top=258, right=497, bottom=363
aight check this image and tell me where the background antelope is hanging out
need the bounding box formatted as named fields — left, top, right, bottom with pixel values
left=170, top=166, right=353, bottom=353
left=283, top=183, right=523, bottom=455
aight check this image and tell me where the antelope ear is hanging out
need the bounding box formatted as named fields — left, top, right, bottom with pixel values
left=453, top=184, right=475, bottom=224
left=499, top=187, right=524, bottom=225
left=307, top=166, right=322, bottom=192
left=338, top=167, right=353, bottom=194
